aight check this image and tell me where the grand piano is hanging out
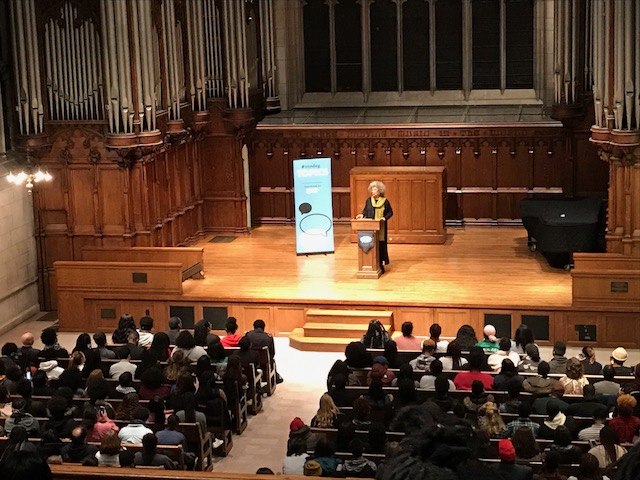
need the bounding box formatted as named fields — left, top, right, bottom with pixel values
left=520, top=197, right=604, bottom=269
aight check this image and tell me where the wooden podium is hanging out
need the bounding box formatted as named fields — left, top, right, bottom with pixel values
left=351, top=218, right=382, bottom=279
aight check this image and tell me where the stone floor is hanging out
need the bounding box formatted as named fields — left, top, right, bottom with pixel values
left=1, top=316, right=638, bottom=474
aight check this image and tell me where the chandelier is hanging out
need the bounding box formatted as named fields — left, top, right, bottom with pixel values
left=6, top=167, right=52, bottom=193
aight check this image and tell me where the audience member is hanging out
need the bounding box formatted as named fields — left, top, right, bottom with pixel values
left=40, top=328, right=70, bottom=360
left=439, top=340, right=468, bottom=370
left=310, top=393, right=341, bottom=428
left=538, top=402, right=576, bottom=440
left=220, top=318, right=242, bottom=348
left=493, top=359, right=525, bottom=391
left=587, top=425, right=627, bottom=468
left=112, top=314, right=136, bottom=344
left=419, top=359, right=454, bottom=391
left=38, top=359, right=64, bottom=381
left=165, top=316, right=182, bottom=345
left=408, top=339, right=436, bottom=372
left=532, top=381, right=569, bottom=414
left=175, top=391, right=207, bottom=432
left=505, top=400, right=539, bottom=438
left=488, top=337, right=520, bottom=373
left=567, top=453, right=608, bottom=480
left=548, top=341, right=568, bottom=374
left=610, top=347, right=633, bottom=375
left=0, top=449, right=52, bottom=479
left=137, top=316, right=154, bottom=347
left=194, top=319, right=220, bottom=347
left=4, top=398, right=39, bottom=436
left=61, top=426, right=99, bottom=463
left=18, top=333, right=41, bottom=371
left=513, top=427, right=542, bottom=461
left=492, top=438, right=532, bottom=480
left=559, top=357, right=589, bottom=395
left=345, top=341, right=372, bottom=369
left=360, top=319, right=390, bottom=349
left=578, top=346, right=603, bottom=375
left=532, top=450, right=567, bottom=480
left=288, top=416, right=319, bottom=452
left=523, top=360, right=556, bottom=394
left=305, top=438, right=344, bottom=477
left=578, top=405, right=608, bottom=441
left=124, top=330, right=144, bottom=361
left=109, top=350, right=137, bottom=380
left=119, top=407, right=153, bottom=444
left=546, top=425, right=582, bottom=465
left=367, top=355, right=395, bottom=385
left=594, top=365, right=621, bottom=396
left=428, top=323, right=448, bottom=353
left=453, top=350, right=493, bottom=391
left=518, top=343, right=541, bottom=373
left=512, top=324, right=535, bottom=355
left=95, top=430, right=122, bottom=466
left=566, top=385, right=603, bottom=418
left=394, top=321, right=422, bottom=350
left=463, top=379, right=493, bottom=415
left=172, top=331, right=207, bottom=363
left=93, top=332, right=116, bottom=359
left=609, top=394, right=640, bottom=443
left=476, top=324, right=499, bottom=353
left=155, top=414, right=188, bottom=453
left=478, top=401, right=506, bottom=438
left=85, top=405, right=119, bottom=442
left=133, top=433, right=177, bottom=469
left=343, top=439, right=377, bottom=478
left=454, top=324, right=478, bottom=351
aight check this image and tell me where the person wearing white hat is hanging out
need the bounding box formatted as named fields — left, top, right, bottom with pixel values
left=476, top=324, right=499, bottom=354
left=611, top=347, right=633, bottom=375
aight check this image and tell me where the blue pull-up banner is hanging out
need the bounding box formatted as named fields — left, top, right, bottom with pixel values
left=293, top=158, right=334, bottom=255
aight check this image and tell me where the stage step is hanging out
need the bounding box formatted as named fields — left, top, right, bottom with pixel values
left=303, top=322, right=392, bottom=338
left=289, top=309, right=395, bottom=352
left=305, top=309, right=393, bottom=325
left=289, top=328, right=354, bottom=352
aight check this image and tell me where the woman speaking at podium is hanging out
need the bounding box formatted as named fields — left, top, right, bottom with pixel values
left=356, top=181, right=393, bottom=273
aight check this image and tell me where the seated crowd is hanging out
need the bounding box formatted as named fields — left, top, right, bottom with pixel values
left=287, top=321, right=640, bottom=479
left=0, top=314, right=280, bottom=475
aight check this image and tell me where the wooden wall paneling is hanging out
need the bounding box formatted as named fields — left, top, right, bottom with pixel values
left=496, top=141, right=530, bottom=188
left=332, top=189, right=351, bottom=221
left=433, top=308, right=477, bottom=339
left=574, top=131, right=608, bottom=197
left=563, top=311, right=600, bottom=347
left=129, top=164, right=148, bottom=239
left=273, top=306, right=305, bottom=335
left=98, top=167, right=126, bottom=236
left=533, top=139, right=565, bottom=190
left=600, top=313, right=640, bottom=348
left=200, top=136, right=248, bottom=232
left=496, top=192, right=528, bottom=221
left=461, top=193, right=493, bottom=223
left=394, top=307, right=434, bottom=336
left=240, top=305, right=273, bottom=334
left=69, top=167, right=95, bottom=235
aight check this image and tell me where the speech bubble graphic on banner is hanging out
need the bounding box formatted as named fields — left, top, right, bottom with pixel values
left=300, top=213, right=332, bottom=237
left=298, top=202, right=312, bottom=214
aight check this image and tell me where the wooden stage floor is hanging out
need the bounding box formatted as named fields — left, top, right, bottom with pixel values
left=182, top=225, right=572, bottom=311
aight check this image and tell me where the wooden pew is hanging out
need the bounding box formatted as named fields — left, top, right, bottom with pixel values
left=81, top=246, right=205, bottom=281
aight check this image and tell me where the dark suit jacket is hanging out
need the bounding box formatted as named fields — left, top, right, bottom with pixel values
left=246, top=328, right=275, bottom=358
left=493, top=462, right=533, bottom=480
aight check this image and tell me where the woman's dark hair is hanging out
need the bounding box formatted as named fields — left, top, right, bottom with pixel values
left=397, top=377, right=417, bottom=404
left=577, top=453, right=602, bottom=480
left=148, top=396, right=166, bottom=424
left=313, top=438, right=335, bottom=458
left=0, top=426, right=31, bottom=464
left=10, top=398, right=27, bottom=422
left=86, top=376, right=110, bottom=403
left=468, top=351, right=485, bottom=371
left=401, top=322, right=413, bottom=337
left=500, top=358, right=518, bottom=376
left=175, top=331, right=196, bottom=350
left=367, top=376, right=385, bottom=402
left=225, top=319, right=238, bottom=334
left=0, top=450, right=52, bottom=480
left=224, top=355, right=243, bottom=382
left=208, top=341, right=226, bottom=361
left=514, top=324, right=534, bottom=351
left=553, top=425, right=572, bottom=447
left=429, top=323, right=442, bottom=341
left=31, top=370, right=48, bottom=388
left=512, top=427, right=539, bottom=459
left=112, top=314, right=136, bottom=343
left=193, top=321, right=210, bottom=347
left=345, top=341, right=372, bottom=368
left=82, top=349, right=103, bottom=379
left=287, top=436, right=307, bottom=456
left=181, top=392, right=197, bottom=423
left=615, top=441, right=640, bottom=480
left=115, top=392, right=140, bottom=421
left=175, top=371, right=196, bottom=394
left=455, top=324, right=477, bottom=350
left=353, top=397, right=372, bottom=421
left=149, top=332, right=170, bottom=361
left=599, top=425, right=621, bottom=465
left=196, top=355, right=212, bottom=381
left=383, top=339, right=398, bottom=366
left=328, top=359, right=350, bottom=386
left=119, top=371, right=133, bottom=387
left=82, top=405, right=98, bottom=430
left=542, top=450, right=562, bottom=473
left=446, top=340, right=464, bottom=370
left=396, top=363, right=414, bottom=381
left=430, top=359, right=443, bottom=376
left=141, top=366, right=164, bottom=389
left=141, top=433, right=158, bottom=465
left=362, top=320, right=387, bottom=349
left=72, top=333, right=92, bottom=353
